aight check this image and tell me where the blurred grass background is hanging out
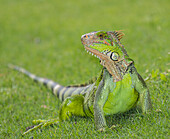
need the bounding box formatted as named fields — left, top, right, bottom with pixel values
left=0, top=0, right=169, bottom=138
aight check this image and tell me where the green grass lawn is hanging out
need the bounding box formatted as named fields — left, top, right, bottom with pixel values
left=0, top=0, right=169, bottom=138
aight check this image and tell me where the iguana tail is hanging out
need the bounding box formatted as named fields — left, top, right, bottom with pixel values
left=8, top=64, right=94, bottom=101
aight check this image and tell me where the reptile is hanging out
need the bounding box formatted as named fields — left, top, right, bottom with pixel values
left=9, top=30, right=152, bottom=135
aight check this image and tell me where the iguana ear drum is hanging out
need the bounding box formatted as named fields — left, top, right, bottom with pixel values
left=110, top=52, right=119, bottom=61
left=106, top=51, right=119, bottom=61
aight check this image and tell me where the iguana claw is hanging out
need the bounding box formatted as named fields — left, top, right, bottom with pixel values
left=22, top=119, right=59, bottom=136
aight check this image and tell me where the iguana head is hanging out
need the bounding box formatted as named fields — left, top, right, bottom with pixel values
left=81, top=30, right=133, bottom=82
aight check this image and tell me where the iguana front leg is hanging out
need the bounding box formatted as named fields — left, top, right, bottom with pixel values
left=93, top=78, right=109, bottom=131
left=135, top=73, right=152, bottom=113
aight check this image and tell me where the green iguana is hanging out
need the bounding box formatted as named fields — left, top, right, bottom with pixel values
left=9, top=30, right=152, bottom=135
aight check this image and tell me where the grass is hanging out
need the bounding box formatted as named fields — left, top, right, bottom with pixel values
left=0, top=0, right=169, bottom=138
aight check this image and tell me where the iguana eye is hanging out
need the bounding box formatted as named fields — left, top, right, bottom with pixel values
left=98, top=33, right=106, bottom=39
left=110, top=52, right=119, bottom=61
left=98, top=34, right=104, bottom=39
left=99, top=34, right=103, bottom=37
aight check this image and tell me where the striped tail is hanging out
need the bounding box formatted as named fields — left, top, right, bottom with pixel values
left=8, top=64, right=94, bottom=101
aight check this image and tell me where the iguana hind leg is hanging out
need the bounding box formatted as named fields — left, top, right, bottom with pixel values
left=22, top=119, right=59, bottom=136
left=59, top=95, right=86, bottom=120
left=23, top=95, right=86, bottom=136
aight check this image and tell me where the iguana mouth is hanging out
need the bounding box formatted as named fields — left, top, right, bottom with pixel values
left=85, top=46, right=133, bottom=82
left=85, top=46, right=106, bottom=60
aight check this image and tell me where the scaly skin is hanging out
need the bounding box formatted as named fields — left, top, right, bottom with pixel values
left=9, top=30, right=152, bottom=135
left=82, top=31, right=152, bottom=130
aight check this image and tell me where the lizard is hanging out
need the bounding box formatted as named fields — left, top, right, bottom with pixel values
left=9, top=30, right=152, bottom=135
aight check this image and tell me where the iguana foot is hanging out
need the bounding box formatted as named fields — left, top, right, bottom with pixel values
left=98, top=128, right=106, bottom=132
left=110, top=124, right=116, bottom=130
left=22, top=119, right=59, bottom=136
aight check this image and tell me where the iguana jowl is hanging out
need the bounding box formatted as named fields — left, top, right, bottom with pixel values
left=9, top=30, right=152, bottom=134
